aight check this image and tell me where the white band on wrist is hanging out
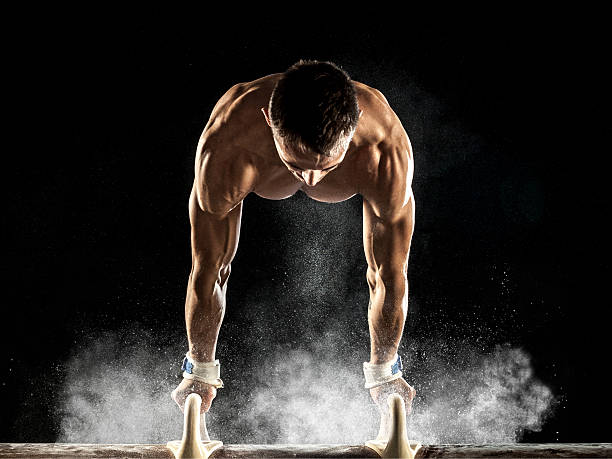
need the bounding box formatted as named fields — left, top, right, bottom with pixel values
left=181, top=352, right=224, bottom=388
left=363, top=353, right=403, bottom=389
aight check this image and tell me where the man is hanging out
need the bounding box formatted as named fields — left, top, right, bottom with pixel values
left=171, top=60, right=415, bottom=440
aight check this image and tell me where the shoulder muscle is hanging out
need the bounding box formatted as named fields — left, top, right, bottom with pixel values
left=194, top=146, right=258, bottom=215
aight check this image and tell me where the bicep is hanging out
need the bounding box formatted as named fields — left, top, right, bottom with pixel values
left=363, top=193, right=415, bottom=279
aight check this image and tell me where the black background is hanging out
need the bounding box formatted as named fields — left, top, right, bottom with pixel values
left=3, top=13, right=608, bottom=443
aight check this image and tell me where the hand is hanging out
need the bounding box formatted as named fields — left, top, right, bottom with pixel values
left=171, top=378, right=218, bottom=414
left=369, top=377, right=416, bottom=441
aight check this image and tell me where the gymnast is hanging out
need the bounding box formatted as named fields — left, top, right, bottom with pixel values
left=171, top=60, right=416, bottom=440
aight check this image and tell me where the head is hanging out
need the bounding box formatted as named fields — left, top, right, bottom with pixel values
left=262, top=60, right=361, bottom=186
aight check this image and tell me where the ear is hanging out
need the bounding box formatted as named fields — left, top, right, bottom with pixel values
left=358, top=109, right=364, bottom=119
left=261, top=107, right=272, bottom=127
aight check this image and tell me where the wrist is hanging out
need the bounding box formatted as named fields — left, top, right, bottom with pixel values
left=363, top=353, right=403, bottom=389
left=181, top=352, right=224, bottom=389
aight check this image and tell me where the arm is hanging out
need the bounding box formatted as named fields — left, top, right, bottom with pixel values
left=363, top=193, right=415, bottom=364
left=361, top=140, right=416, bottom=439
left=172, top=136, right=257, bottom=413
left=172, top=184, right=243, bottom=414
left=186, top=138, right=257, bottom=359
left=185, top=184, right=242, bottom=362
left=362, top=135, right=415, bottom=365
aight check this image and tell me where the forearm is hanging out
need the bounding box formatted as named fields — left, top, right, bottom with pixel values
left=185, top=267, right=229, bottom=362
left=367, top=271, right=408, bottom=364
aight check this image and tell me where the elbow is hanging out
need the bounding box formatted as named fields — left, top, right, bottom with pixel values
left=380, top=273, right=408, bottom=297
left=376, top=262, right=408, bottom=285
left=367, top=266, right=407, bottom=293
left=190, top=261, right=232, bottom=293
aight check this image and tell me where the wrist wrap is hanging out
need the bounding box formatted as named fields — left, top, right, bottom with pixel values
left=363, top=353, right=403, bottom=389
left=181, top=352, right=224, bottom=388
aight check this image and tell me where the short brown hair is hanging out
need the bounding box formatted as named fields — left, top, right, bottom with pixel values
left=268, top=60, right=360, bottom=157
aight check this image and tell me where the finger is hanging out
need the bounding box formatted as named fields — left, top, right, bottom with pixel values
left=200, top=391, right=215, bottom=413
left=172, top=390, right=186, bottom=413
left=200, top=395, right=210, bottom=413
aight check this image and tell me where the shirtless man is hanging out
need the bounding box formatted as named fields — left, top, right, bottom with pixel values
left=171, top=60, right=415, bottom=440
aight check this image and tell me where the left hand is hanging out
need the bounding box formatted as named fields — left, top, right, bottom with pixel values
left=369, top=377, right=416, bottom=440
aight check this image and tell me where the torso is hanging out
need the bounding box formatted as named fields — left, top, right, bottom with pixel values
left=196, top=74, right=411, bottom=211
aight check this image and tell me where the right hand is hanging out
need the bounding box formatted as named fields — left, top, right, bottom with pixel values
left=171, top=378, right=218, bottom=414
left=369, top=377, right=416, bottom=441
left=369, top=377, right=416, bottom=415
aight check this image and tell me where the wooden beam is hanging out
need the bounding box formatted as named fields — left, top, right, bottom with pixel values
left=417, top=443, right=612, bottom=458
left=0, top=443, right=610, bottom=458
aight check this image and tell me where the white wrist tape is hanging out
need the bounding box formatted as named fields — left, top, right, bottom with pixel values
left=363, top=353, right=403, bottom=389
left=181, top=353, right=224, bottom=388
